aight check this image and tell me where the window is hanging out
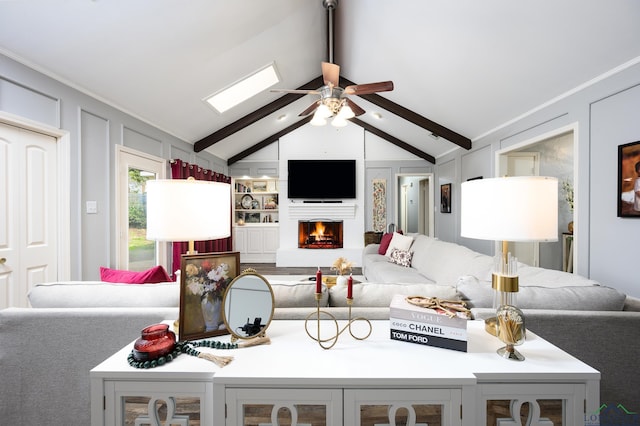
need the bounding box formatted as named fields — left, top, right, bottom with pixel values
left=116, top=146, right=167, bottom=272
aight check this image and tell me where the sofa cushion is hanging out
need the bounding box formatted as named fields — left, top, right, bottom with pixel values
left=409, top=235, right=493, bottom=285
left=389, top=248, right=413, bottom=267
left=361, top=254, right=435, bottom=284
left=456, top=275, right=627, bottom=311
left=384, top=232, right=414, bottom=256
left=329, top=283, right=459, bottom=307
left=99, top=265, right=172, bottom=284
left=28, top=281, right=179, bottom=308
left=270, top=283, right=329, bottom=308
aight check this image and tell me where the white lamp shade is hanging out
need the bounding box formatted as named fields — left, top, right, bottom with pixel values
left=146, top=179, right=231, bottom=241
left=460, top=176, right=558, bottom=242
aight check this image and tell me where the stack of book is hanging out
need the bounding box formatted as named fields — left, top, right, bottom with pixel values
left=389, top=294, right=469, bottom=352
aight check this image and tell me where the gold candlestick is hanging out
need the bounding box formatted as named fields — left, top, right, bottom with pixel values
left=304, top=294, right=372, bottom=349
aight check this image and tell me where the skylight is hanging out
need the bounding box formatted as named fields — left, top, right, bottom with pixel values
left=204, top=63, right=280, bottom=114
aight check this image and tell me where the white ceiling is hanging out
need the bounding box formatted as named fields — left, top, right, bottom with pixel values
left=1, top=0, right=639, bottom=162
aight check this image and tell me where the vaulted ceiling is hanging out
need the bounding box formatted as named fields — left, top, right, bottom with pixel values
left=1, top=1, right=639, bottom=165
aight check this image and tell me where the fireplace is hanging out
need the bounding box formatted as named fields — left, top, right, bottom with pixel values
left=298, top=220, right=343, bottom=249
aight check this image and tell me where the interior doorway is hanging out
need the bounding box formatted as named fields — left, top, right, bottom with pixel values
left=0, top=114, right=70, bottom=308
left=395, top=173, right=434, bottom=236
left=496, top=126, right=576, bottom=271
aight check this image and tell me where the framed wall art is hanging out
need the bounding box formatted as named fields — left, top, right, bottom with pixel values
left=440, top=183, right=452, bottom=213
left=372, top=179, right=387, bottom=232
left=617, top=141, right=640, bottom=217
left=179, top=251, right=240, bottom=340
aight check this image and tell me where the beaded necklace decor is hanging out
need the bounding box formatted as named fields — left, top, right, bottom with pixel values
left=127, top=340, right=237, bottom=369
left=127, top=336, right=270, bottom=369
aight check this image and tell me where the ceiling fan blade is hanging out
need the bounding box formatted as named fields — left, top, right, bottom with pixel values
left=321, top=62, right=340, bottom=88
left=271, top=89, right=320, bottom=95
left=345, top=98, right=366, bottom=116
left=344, top=81, right=394, bottom=95
left=298, top=101, right=320, bottom=117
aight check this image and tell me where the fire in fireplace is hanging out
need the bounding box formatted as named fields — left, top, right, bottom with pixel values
left=298, top=220, right=343, bottom=249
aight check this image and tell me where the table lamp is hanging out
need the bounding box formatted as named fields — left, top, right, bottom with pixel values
left=146, top=178, right=231, bottom=257
left=461, top=176, right=558, bottom=360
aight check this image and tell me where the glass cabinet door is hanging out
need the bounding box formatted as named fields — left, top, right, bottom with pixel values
left=344, top=389, right=462, bottom=426
left=225, top=388, right=342, bottom=426
left=106, top=380, right=212, bottom=426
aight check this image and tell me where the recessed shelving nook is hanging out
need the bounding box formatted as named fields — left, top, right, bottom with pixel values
left=232, top=178, right=280, bottom=263
left=233, top=178, right=279, bottom=225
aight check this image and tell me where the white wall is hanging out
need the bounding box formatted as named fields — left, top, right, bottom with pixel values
left=589, top=83, right=640, bottom=297
left=277, top=124, right=366, bottom=267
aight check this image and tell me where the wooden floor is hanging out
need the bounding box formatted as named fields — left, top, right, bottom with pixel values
left=240, top=263, right=363, bottom=276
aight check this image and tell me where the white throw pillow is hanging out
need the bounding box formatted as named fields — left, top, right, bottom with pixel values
left=384, top=232, right=414, bottom=257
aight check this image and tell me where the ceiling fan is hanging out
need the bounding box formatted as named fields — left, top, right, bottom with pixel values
left=271, top=0, right=394, bottom=127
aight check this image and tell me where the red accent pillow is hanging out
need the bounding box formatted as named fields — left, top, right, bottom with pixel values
left=378, top=232, right=394, bottom=255
left=99, top=265, right=172, bottom=284
left=378, top=231, right=405, bottom=255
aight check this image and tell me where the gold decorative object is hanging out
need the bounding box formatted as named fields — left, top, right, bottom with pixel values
left=405, top=296, right=471, bottom=319
left=330, top=257, right=353, bottom=275
left=322, top=276, right=337, bottom=288
left=496, top=305, right=526, bottom=361
left=304, top=294, right=372, bottom=350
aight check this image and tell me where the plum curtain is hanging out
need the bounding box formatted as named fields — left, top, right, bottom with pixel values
left=169, top=159, right=233, bottom=275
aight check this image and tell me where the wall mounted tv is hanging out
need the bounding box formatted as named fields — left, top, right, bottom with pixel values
left=287, top=159, right=356, bottom=199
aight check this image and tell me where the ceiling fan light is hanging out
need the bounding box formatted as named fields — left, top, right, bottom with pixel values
left=336, top=104, right=355, bottom=120
left=316, top=103, right=333, bottom=119
left=310, top=110, right=327, bottom=126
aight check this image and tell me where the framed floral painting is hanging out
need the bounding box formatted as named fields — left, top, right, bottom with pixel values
left=178, top=251, right=240, bottom=340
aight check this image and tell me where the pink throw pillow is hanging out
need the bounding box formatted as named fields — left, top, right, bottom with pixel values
left=100, top=265, right=172, bottom=284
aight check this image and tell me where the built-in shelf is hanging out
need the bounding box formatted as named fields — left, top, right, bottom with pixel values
left=233, top=178, right=279, bottom=224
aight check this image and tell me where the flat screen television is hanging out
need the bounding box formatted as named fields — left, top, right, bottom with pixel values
left=287, top=159, right=356, bottom=199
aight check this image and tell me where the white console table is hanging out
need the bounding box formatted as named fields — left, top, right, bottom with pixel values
left=91, top=320, right=599, bottom=426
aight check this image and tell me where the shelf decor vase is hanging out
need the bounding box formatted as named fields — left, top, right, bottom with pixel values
left=132, top=324, right=176, bottom=362
left=202, top=294, right=222, bottom=332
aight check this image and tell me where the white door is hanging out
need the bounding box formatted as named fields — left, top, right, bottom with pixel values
left=506, top=152, right=540, bottom=266
left=115, top=146, right=167, bottom=271
left=0, top=122, right=58, bottom=307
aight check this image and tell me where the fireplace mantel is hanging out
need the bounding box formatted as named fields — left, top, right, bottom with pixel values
left=288, top=202, right=357, bottom=220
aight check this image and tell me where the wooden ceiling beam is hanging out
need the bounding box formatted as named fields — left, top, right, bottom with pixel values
left=341, top=77, right=472, bottom=150
left=351, top=118, right=436, bottom=164
left=194, top=76, right=324, bottom=152
left=227, top=116, right=312, bottom=165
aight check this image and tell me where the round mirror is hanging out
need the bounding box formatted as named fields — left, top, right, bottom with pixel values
left=222, top=269, right=275, bottom=341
